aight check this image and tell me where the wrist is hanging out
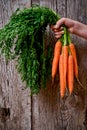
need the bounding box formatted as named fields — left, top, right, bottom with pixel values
left=73, top=21, right=81, bottom=34
left=74, top=21, right=87, bottom=39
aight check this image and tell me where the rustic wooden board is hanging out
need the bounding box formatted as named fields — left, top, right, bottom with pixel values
left=31, top=0, right=87, bottom=130
left=31, top=0, right=71, bottom=130
left=67, top=0, right=87, bottom=129
left=0, top=0, right=87, bottom=130
left=0, top=0, right=31, bottom=130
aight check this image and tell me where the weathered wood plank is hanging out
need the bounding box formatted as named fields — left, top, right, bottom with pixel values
left=31, top=0, right=67, bottom=130
left=67, top=0, right=87, bottom=96
left=0, top=0, right=87, bottom=130
left=31, top=0, right=40, bottom=5
left=56, top=0, right=66, bottom=17
left=0, top=0, right=31, bottom=130
left=31, top=0, right=87, bottom=130
left=66, top=0, right=87, bottom=129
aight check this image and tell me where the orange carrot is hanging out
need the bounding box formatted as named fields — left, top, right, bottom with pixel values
left=63, top=46, right=68, bottom=87
left=68, top=55, right=74, bottom=94
left=69, top=43, right=78, bottom=78
left=59, top=54, right=65, bottom=98
left=69, top=40, right=84, bottom=89
left=52, top=40, right=62, bottom=82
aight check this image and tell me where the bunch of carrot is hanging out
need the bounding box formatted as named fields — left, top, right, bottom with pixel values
left=52, top=27, right=79, bottom=98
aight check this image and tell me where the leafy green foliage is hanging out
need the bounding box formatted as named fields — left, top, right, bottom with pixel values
left=0, top=5, right=59, bottom=94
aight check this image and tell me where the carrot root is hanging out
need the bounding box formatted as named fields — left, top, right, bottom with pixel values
left=68, top=55, right=74, bottom=95
left=52, top=40, right=62, bottom=80
left=59, top=54, right=66, bottom=98
left=63, top=46, right=68, bottom=88
left=69, top=43, right=78, bottom=78
left=76, top=78, right=85, bottom=89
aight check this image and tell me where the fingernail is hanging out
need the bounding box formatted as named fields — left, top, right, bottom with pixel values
left=61, top=30, right=64, bottom=34
left=61, top=27, right=64, bottom=29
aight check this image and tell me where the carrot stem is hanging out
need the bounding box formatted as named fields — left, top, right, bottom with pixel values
left=68, top=32, right=72, bottom=44
left=64, top=27, right=68, bottom=46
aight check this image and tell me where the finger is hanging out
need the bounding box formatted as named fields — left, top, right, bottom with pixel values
left=68, top=28, right=74, bottom=33
left=54, top=18, right=66, bottom=29
left=54, top=27, right=63, bottom=32
left=54, top=30, right=64, bottom=35
left=52, top=27, right=64, bottom=33
left=55, top=34, right=62, bottom=39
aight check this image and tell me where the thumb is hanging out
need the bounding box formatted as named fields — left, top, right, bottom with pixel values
left=54, top=18, right=66, bottom=29
left=68, top=28, right=74, bottom=33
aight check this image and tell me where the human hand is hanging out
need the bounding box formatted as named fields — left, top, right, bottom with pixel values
left=51, top=18, right=76, bottom=38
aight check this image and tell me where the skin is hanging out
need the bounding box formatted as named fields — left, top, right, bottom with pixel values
left=51, top=18, right=87, bottom=39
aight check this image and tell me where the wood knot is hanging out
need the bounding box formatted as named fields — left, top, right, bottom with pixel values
left=0, top=108, right=10, bottom=122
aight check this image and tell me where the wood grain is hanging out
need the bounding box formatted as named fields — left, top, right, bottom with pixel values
left=0, top=0, right=87, bottom=130
left=31, top=0, right=87, bottom=130
left=31, top=1, right=68, bottom=130
left=0, top=0, right=31, bottom=130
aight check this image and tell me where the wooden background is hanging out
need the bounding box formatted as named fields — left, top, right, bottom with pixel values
left=0, top=0, right=87, bottom=130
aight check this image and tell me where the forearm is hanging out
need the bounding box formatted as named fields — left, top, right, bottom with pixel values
left=73, top=21, right=87, bottom=39
left=51, top=18, right=87, bottom=39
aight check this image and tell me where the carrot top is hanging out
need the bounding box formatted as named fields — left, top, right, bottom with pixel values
left=0, top=6, right=60, bottom=95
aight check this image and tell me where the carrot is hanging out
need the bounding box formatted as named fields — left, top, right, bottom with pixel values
left=52, top=40, right=62, bottom=82
left=59, top=54, right=65, bottom=98
left=63, top=45, right=68, bottom=87
left=69, top=43, right=84, bottom=89
left=68, top=54, right=74, bottom=94
left=69, top=43, right=78, bottom=78
left=53, top=40, right=62, bottom=56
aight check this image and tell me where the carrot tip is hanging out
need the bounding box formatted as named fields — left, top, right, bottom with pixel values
left=76, top=78, right=85, bottom=89
left=60, top=92, right=65, bottom=98
left=52, top=78, right=54, bottom=85
left=61, top=95, right=64, bottom=98
left=69, top=91, right=73, bottom=95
